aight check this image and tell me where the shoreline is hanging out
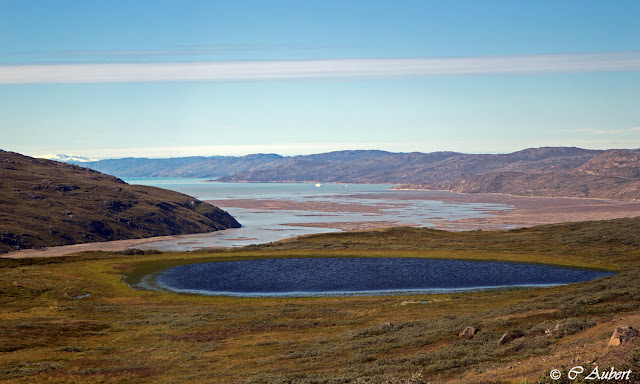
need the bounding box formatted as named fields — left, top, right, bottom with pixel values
left=5, top=190, right=640, bottom=259
left=0, top=235, right=182, bottom=259
left=208, top=191, right=640, bottom=230
left=389, top=186, right=640, bottom=202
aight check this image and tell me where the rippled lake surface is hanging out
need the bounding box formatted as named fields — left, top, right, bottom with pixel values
left=153, top=258, right=613, bottom=297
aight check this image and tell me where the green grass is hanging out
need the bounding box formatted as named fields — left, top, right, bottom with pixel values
left=2, top=219, right=640, bottom=383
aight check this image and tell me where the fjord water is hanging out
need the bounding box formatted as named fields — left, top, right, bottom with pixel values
left=123, top=178, right=513, bottom=251
left=153, top=258, right=613, bottom=297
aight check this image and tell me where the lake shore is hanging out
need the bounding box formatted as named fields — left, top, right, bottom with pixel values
left=0, top=235, right=182, bottom=259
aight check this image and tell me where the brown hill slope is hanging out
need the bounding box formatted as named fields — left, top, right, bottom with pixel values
left=411, top=170, right=640, bottom=200
left=0, top=150, right=240, bottom=254
left=217, top=147, right=601, bottom=184
left=393, top=149, right=640, bottom=200
left=576, top=149, right=640, bottom=178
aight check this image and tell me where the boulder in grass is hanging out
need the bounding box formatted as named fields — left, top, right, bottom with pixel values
left=608, top=325, right=640, bottom=347
left=499, top=330, right=524, bottom=344
left=459, top=326, right=478, bottom=338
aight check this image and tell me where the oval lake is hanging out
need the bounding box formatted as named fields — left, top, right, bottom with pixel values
left=151, top=257, right=613, bottom=297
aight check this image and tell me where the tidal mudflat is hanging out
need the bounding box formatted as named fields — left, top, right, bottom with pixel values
left=119, top=179, right=513, bottom=251
left=123, top=179, right=640, bottom=253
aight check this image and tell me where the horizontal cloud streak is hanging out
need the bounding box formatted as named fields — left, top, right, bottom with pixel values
left=564, top=127, right=640, bottom=135
left=2, top=51, right=640, bottom=84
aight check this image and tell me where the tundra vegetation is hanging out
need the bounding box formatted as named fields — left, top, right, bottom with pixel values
left=0, top=150, right=240, bottom=254
left=2, top=217, right=640, bottom=383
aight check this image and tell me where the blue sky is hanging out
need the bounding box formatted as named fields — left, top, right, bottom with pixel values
left=1, top=0, right=640, bottom=158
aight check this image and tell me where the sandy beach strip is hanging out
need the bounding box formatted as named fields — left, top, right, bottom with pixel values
left=1, top=235, right=182, bottom=259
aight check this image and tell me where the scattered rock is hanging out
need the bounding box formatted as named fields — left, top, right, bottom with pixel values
left=608, top=325, right=640, bottom=347
left=545, top=322, right=563, bottom=337
left=459, top=326, right=478, bottom=338
left=68, top=293, right=91, bottom=300
left=499, top=330, right=524, bottom=344
left=398, top=300, right=429, bottom=306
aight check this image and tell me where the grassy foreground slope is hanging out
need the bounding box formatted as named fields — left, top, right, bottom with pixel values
left=0, top=150, right=240, bottom=254
left=1, top=218, right=640, bottom=383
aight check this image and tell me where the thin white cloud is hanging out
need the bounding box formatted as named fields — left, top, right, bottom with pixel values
left=2, top=51, right=640, bottom=84
left=564, top=127, right=640, bottom=135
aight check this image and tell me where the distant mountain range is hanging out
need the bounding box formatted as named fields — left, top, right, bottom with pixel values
left=0, top=150, right=240, bottom=254
left=78, top=153, right=287, bottom=178
left=57, top=147, right=640, bottom=200
left=73, top=150, right=398, bottom=178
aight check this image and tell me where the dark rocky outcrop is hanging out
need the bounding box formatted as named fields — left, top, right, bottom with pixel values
left=0, top=150, right=240, bottom=254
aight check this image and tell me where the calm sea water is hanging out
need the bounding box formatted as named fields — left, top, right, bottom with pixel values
left=123, top=178, right=513, bottom=251
left=152, top=257, right=613, bottom=297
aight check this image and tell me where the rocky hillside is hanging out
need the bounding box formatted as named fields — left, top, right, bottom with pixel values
left=72, top=146, right=640, bottom=200
left=81, top=153, right=286, bottom=178
left=79, top=151, right=401, bottom=178
left=576, top=149, right=640, bottom=178
left=76, top=147, right=602, bottom=184
left=0, top=150, right=240, bottom=254
left=409, top=171, right=640, bottom=200
left=217, top=147, right=602, bottom=184
left=397, top=149, right=640, bottom=200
